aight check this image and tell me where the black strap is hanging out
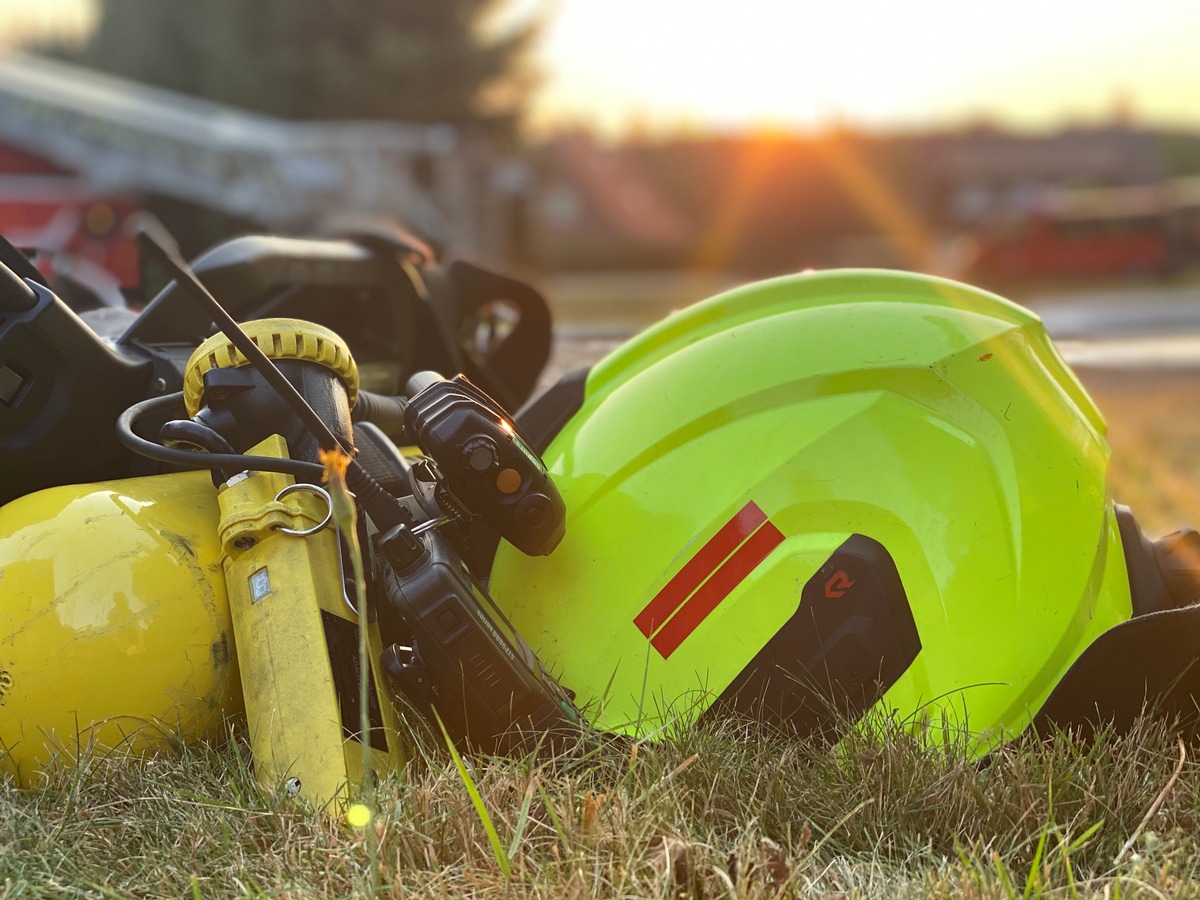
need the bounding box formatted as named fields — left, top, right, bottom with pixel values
left=0, top=233, right=48, bottom=287
left=1032, top=602, right=1200, bottom=739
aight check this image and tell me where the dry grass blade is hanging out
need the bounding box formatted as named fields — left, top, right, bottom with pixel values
left=1112, top=737, right=1187, bottom=867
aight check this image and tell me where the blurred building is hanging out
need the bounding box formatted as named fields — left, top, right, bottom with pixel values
left=533, top=133, right=694, bottom=270
left=529, top=125, right=1200, bottom=279
left=927, top=126, right=1167, bottom=225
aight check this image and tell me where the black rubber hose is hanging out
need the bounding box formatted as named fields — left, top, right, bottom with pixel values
left=159, top=419, right=238, bottom=455
left=351, top=391, right=409, bottom=441
left=121, top=394, right=408, bottom=532
left=345, top=460, right=405, bottom=533
left=158, top=418, right=241, bottom=486
left=117, top=393, right=326, bottom=480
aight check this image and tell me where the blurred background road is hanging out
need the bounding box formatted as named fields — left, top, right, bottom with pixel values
left=546, top=273, right=1200, bottom=369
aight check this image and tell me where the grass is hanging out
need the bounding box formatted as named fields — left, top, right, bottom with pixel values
left=8, top=360, right=1200, bottom=898
left=5, top=715, right=1200, bottom=897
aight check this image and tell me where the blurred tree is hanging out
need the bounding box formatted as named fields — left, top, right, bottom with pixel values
left=65, top=0, right=536, bottom=134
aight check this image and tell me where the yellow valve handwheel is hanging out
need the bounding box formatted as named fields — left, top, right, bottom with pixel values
left=182, top=318, right=359, bottom=417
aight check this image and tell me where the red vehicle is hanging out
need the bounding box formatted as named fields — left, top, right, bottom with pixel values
left=0, top=142, right=140, bottom=305
left=966, top=183, right=1179, bottom=281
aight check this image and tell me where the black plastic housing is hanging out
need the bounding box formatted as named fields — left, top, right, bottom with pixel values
left=705, top=534, right=920, bottom=742
left=376, top=524, right=582, bottom=753
left=0, top=273, right=151, bottom=505
left=403, top=373, right=565, bottom=556
left=120, top=236, right=414, bottom=398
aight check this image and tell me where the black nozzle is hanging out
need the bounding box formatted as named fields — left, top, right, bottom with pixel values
left=406, top=370, right=445, bottom=397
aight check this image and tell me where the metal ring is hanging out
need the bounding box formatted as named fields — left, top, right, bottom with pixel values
left=273, top=483, right=333, bottom=536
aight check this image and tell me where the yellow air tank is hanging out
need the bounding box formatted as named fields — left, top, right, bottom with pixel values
left=0, top=470, right=240, bottom=785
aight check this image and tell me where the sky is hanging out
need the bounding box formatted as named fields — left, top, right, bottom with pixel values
left=3, top=0, right=1199, bottom=136
left=507, top=0, right=1200, bottom=136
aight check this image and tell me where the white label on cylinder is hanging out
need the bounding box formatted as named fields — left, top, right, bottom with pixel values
left=250, top=567, right=272, bottom=603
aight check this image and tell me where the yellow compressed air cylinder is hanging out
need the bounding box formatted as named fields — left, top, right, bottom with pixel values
left=217, top=435, right=404, bottom=807
left=0, top=470, right=239, bottom=785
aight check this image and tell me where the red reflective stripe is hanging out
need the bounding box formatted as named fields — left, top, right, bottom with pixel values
left=633, top=502, right=767, bottom=638
left=650, top=520, right=785, bottom=659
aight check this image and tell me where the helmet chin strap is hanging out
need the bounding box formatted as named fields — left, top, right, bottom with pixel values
left=1032, top=601, right=1200, bottom=741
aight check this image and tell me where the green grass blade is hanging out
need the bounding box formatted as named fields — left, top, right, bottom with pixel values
left=994, top=852, right=1019, bottom=900
left=433, top=709, right=511, bottom=879
left=1067, top=820, right=1104, bottom=854
left=1024, top=825, right=1048, bottom=900
left=537, top=781, right=571, bottom=857
left=506, top=773, right=539, bottom=863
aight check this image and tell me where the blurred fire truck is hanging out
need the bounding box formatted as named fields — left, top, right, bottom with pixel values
left=966, top=178, right=1200, bottom=281
left=0, top=53, right=513, bottom=307
left=0, top=141, right=140, bottom=304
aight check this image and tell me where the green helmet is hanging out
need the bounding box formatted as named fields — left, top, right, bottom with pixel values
left=490, top=270, right=1200, bottom=754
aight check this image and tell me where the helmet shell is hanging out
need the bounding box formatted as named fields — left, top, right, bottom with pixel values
left=489, top=270, right=1132, bottom=752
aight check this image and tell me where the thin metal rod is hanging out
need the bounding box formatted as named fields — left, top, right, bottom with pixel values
left=139, top=229, right=348, bottom=454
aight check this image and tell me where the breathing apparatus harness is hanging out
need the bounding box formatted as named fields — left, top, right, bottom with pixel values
left=115, top=233, right=582, bottom=798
